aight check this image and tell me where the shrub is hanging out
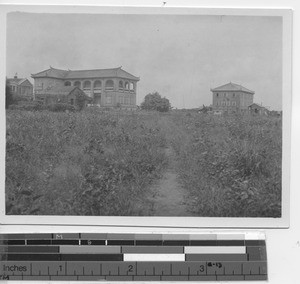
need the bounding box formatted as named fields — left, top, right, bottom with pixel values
left=140, top=92, right=171, bottom=112
left=5, top=83, right=14, bottom=109
left=47, top=103, right=75, bottom=112
left=8, top=102, right=47, bottom=111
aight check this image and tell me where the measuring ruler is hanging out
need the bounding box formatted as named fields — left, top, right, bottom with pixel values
left=0, top=233, right=267, bottom=281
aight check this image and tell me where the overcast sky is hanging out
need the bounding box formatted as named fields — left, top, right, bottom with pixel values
left=6, top=12, right=282, bottom=110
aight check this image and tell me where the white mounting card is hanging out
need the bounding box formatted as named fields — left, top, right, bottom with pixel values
left=0, top=5, right=292, bottom=228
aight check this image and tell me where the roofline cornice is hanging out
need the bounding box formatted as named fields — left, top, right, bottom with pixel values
left=211, top=89, right=254, bottom=94
left=31, top=75, right=65, bottom=80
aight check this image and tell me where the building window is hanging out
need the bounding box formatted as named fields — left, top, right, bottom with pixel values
left=129, top=82, right=134, bottom=92
left=105, top=80, right=114, bottom=91
left=74, top=81, right=81, bottom=88
left=64, top=81, right=71, bottom=86
left=232, top=101, right=236, bottom=106
left=119, top=81, right=124, bottom=90
left=83, top=81, right=91, bottom=90
left=125, top=95, right=130, bottom=105
left=216, top=93, right=219, bottom=97
left=70, top=99, right=74, bottom=105
left=222, top=101, right=226, bottom=106
left=224, top=93, right=226, bottom=97
left=94, top=80, right=102, bottom=90
left=233, top=93, right=235, bottom=97
left=226, top=101, right=230, bottom=106
left=118, top=95, right=124, bottom=104
left=106, top=94, right=112, bottom=104
left=35, top=83, right=43, bottom=90
left=130, top=96, right=134, bottom=105
left=124, top=81, right=129, bottom=91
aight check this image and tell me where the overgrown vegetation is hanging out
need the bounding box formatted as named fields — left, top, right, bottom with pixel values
left=6, top=109, right=167, bottom=215
left=6, top=109, right=282, bottom=217
left=169, top=112, right=282, bottom=217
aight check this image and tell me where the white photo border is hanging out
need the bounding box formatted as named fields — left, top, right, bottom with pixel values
left=0, top=4, right=292, bottom=228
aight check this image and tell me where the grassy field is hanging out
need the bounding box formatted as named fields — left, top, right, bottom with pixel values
left=6, top=109, right=282, bottom=217
left=169, top=111, right=282, bottom=217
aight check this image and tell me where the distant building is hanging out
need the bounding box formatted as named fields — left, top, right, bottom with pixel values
left=211, top=82, right=255, bottom=114
left=35, top=86, right=92, bottom=110
left=248, top=103, right=269, bottom=115
left=6, top=74, right=33, bottom=97
left=31, top=66, right=139, bottom=109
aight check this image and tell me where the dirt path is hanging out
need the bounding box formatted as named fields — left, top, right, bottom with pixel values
left=133, top=115, right=194, bottom=216
left=148, top=145, right=191, bottom=216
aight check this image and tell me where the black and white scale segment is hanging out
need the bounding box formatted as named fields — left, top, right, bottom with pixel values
left=0, top=233, right=267, bottom=281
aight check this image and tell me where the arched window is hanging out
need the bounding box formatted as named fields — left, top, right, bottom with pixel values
left=94, top=80, right=102, bottom=90
left=119, top=81, right=123, bottom=90
left=64, top=81, right=71, bottom=86
left=83, top=81, right=91, bottom=90
left=129, top=82, right=134, bottom=91
left=105, top=80, right=114, bottom=91
left=124, top=81, right=129, bottom=91
left=74, top=81, right=81, bottom=88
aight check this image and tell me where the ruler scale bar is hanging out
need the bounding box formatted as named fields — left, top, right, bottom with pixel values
left=0, top=233, right=267, bottom=281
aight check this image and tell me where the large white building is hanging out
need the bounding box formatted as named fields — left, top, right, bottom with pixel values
left=31, top=66, right=139, bottom=109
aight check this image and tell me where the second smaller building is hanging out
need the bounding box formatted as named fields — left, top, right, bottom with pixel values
left=211, top=82, right=255, bottom=114
left=35, top=86, right=92, bottom=110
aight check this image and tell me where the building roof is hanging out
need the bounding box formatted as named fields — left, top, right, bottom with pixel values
left=37, top=86, right=93, bottom=101
left=37, top=86, right=77, bottom=96
left=248, top=103, right=268, bottom=110
left=7, top=77, right=33, bottom=86
left=211, top=82, right=255, bottom=94
left=31, top=66, right=140, bottom=81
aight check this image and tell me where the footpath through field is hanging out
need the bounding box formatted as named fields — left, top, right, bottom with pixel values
left=146, top=115, right=194, bottom=216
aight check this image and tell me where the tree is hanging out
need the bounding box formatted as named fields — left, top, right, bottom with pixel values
left=5, top=80, right=14, bottom=109
left=140, top=92, right=171, bottom=112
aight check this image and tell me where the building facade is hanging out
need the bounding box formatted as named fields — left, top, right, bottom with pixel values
left=6, top=74, right=33, bottom=97
left=211, top=82, right=254, bottom=114
left=31, top=67, right=139, bottom=109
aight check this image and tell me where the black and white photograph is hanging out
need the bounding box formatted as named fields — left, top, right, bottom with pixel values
left=2, top=6, right=291, bottom=224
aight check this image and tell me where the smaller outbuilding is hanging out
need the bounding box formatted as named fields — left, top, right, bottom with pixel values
left=6, top=74, right=33, bottom=97
left=35, top=86, right=92, bottom=110
left=248, top=103, right=269, bottom=115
